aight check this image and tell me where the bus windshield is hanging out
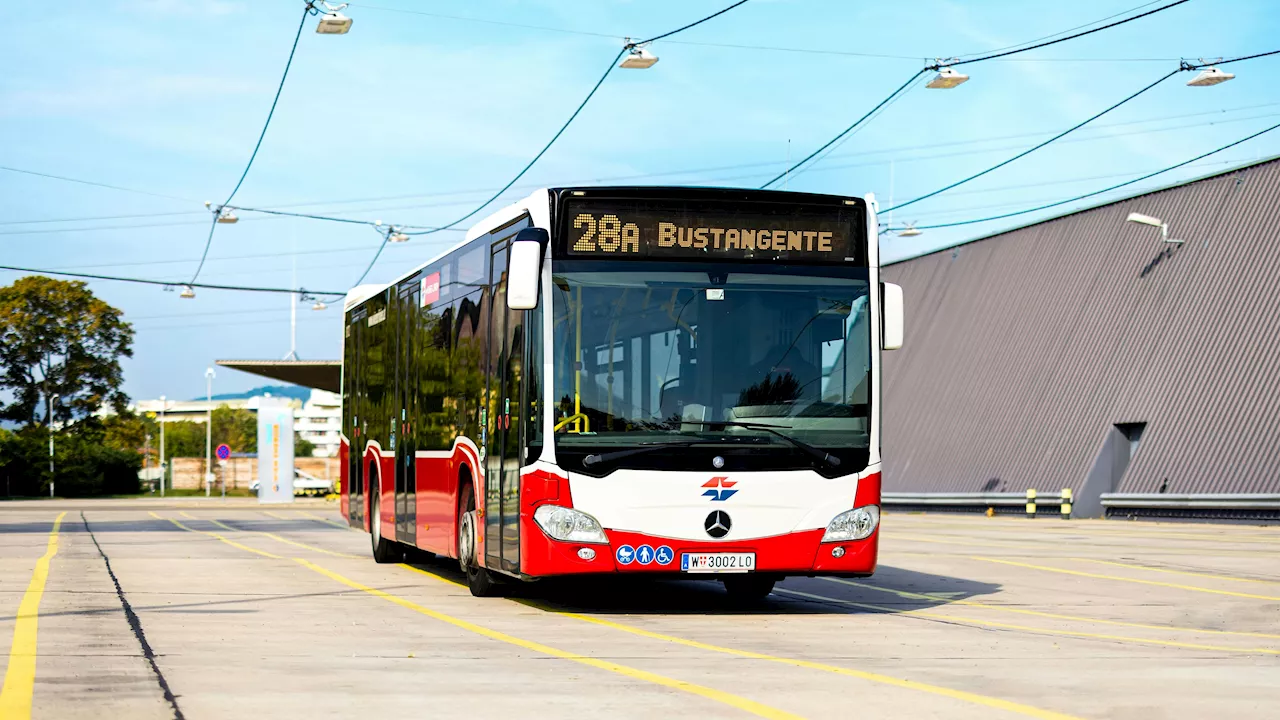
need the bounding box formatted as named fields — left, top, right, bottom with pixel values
left=550, top=261, right=872, bottom=472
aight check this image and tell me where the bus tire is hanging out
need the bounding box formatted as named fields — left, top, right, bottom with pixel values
left=722, top=575, right=776, bottom=602
left=457, top=485, right=499, bottom=597
left=369, top=483, right=401, bottom=564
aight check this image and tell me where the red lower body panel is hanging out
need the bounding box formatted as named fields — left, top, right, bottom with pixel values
left=519, top=521, right=878, bottom=578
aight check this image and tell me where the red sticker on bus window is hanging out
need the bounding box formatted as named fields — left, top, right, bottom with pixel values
left=421, top=272, right=440, bottom=306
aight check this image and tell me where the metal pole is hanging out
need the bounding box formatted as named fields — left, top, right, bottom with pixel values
left=205, top=368, right=215, bottom=498
left=159, top=395, right=166, bottom=498
left=48, top=394, right=58, bottom=498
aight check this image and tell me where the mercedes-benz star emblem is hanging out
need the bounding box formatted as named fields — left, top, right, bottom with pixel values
left=704, top=511, right=731, bottom=539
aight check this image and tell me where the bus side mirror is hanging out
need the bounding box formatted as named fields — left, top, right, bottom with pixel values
left=507, top=228, right=548, bottom=310
left=881, top=282, right=904, bottom=350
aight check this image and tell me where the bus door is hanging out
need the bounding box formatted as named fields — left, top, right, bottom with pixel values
left=484, top=239, right=523, bottom=573
left=347, top=311, right=365, bottom=528
left=395, top=284, right=418, bottom=546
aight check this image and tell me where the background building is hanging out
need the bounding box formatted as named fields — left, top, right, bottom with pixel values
left=132, top=388, right=342, bottom=458
left=881, top=156, right=1280, bottom=518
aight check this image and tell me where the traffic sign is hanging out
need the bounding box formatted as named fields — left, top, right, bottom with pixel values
left=216, top=444, right=231, bottom=460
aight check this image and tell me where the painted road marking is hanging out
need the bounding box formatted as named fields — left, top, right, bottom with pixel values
left=159, top=514, right=800, bottom=720
left=194, top=515, right=364, bottom=560
left=521, top=593, right=1085, bottom=720
left=779, top=588, right=1280, bottom=657
left=298, top=511, right=351, bottom=530
left=227, top=524, right=1085, bottom=720
left=0, top=512, right=67, bottom=719
left=824, top=578, right=1280, bottom=641
left=1071, top=558, right=1280, bottom=585
left=394, top=565, right=1082, bottom=720
left=974, top=557, right=1280, bottom=601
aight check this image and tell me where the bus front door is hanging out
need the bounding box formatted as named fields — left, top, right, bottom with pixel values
left=395, top=284, right=418, bottom=547
left=484, top=240, right=523, bottom=574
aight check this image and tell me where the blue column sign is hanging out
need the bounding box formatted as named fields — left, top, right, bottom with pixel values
left=256, top=397, right=295, bottom=504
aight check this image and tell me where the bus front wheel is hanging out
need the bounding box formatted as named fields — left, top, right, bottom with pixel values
left=458, top=487, right=499, bottom=597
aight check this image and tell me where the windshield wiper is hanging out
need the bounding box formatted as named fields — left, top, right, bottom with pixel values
left=676, top=420, right=841, bottom=468
left=583, top=440, right=709, bottom=467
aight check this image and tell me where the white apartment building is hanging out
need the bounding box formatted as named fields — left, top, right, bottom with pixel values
left=131, top=389, right=343, bottom=458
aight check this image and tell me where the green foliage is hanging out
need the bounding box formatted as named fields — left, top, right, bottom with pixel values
left=294, top=435, right=315, bottom=458
left=212, top=406, right=256, bottom=452
left=0, top=420, right=141, bottom=498
left=0, top=276, right=133, bottom=425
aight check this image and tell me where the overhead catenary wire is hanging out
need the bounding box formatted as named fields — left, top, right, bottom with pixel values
left=884, top=68, right=1180, bottom=213
left=0, top=264, right=345, bottom=296
left=771, top=0, right=1194, bottom=189
left=353, top=0, right=755, bottom=286
left=887, top=120, right=1280, bottom=231
left=189, top=2, right=316, bottom=286
left=953, top=0, right=1168, bottom=58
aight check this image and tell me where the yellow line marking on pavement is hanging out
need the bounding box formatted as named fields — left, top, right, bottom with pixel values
left=396, top=566, right=1080, bottom=720
left=152, top=512, right=284, bottom=560
left=974, top=557, right=1280, bottom=601
left=824, top=578, right=1280, bottom=640
left=159, top=515, right=800, bottom=719
left=777, top=588, right=1280, bottom=656
left=201, top=517, right=364, bottom=560
left=891, top=532, right=1030, bottom=550
left=0, top=512, right=67, bottom=719
left=261, top=510, right=292, bottom=520
left=1071, top=558, right=1280, bottom=585
left=299, top=510, right=351, bottom=530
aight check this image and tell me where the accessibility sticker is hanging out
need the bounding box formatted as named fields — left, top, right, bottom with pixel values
left=655, top=546, right=674, bottom=565
left=636, top=545, right=655, bottom=565
left=616, top=545, right=635, bottom=565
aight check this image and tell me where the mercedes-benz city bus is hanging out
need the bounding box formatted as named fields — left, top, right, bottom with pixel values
left=339, top=187, right=904, bottom=599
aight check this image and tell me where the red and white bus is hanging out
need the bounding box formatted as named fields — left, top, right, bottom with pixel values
left=339, top=187, right=903, bottom=598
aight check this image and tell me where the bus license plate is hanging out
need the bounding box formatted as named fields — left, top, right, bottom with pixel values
left=681, top=552, right=755, bottom=573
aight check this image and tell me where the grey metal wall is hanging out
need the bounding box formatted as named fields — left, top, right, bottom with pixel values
left=880, top=157, right=1280, bottom=495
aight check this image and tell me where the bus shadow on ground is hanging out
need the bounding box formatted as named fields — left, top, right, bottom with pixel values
left=407, top=552, right=1001, bottom=616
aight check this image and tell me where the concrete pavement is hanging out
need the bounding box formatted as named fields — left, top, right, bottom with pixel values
left=1, top=499, right=1277, bottom=719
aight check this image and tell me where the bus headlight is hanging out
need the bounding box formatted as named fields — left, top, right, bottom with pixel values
left=533, top=505, right=608, bottom=544
left=822, top=505, right=879, bottom=542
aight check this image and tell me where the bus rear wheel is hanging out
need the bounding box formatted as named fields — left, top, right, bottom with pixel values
left=722, top=575, right=776, bottom=602
left=458, top=487, right=499, bottom=597
left=369, top=488, right=401, bottom=564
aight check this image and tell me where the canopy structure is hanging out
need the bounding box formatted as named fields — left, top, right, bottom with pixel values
left=216, top=359, right=341, bottom=393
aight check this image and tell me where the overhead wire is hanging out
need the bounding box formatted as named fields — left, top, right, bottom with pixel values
left=952, top=0, right=1167, bottom=58
left=885, top=49, right=1280, bottom=214
left=188, top=1, right=316, bottom=286
left=352, top=0, right=755, bottom=286
left=771, top=0, right=1195, bottom=188
left=0, top=264, right=345, bottom=296
left=883, top=68, right=1180, bottom=213
left=887, top=120, right=1280, bottom=231
left=0, top=164, right=196, bottom=202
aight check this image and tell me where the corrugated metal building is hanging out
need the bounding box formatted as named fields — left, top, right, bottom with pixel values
left=880, top=156, right=1280, bottom=515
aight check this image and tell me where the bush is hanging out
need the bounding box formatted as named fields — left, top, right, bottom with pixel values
left=0, top=422, right=142, bottom=498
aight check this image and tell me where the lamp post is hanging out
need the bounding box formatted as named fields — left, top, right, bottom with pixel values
left=159, top=395, right=167, bottom=498
left=48, top=393, right=59, bottom=498
left=205, top=368, right=215, bottom=498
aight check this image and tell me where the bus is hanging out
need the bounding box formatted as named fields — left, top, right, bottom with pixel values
left=339, top=186, right=903, bottom=599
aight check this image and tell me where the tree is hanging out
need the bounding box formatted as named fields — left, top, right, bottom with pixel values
left=212, top=406, right=257, bottom=452
left=294, top=435, right=315, bottom=458
left=0, top=276, right=133, bottom=425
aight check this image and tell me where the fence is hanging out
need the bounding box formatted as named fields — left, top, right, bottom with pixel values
left=883, top=490, right=1073, bottom=518
left=167, top=456, right=339, bottom=491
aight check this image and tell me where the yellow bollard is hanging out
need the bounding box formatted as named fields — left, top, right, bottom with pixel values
left=1025, top=488, right=1037, bottom=518
left=1061, top=488, right=1073, bottom=519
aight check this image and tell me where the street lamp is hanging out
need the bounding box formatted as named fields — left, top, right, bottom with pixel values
left=1186, top=66, right=1233, bottom=86
left=898, top=224, right=923, bottom=237
left=314, top=2, right=353, bottom=35
left=1126, top=212, right=1183, bottom=244
left=927, top=66, right=969, bottom=89
left=312, top=300, right=327, bottom=311
left=180, top=286, right=196, bottom=299
left=620, top=41, right=659, bottom=69
left=205, top=368, right=216, bottom=498
left=48, top=393, right=59, bottom=498
left=159, top=395, right=167, bottom=497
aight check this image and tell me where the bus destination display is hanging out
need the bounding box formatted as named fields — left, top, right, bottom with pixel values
left=563, top=202, right=860, bottom=261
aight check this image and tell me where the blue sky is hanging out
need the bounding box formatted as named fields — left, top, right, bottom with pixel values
left=3, top=0, right=1278, bottom=402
